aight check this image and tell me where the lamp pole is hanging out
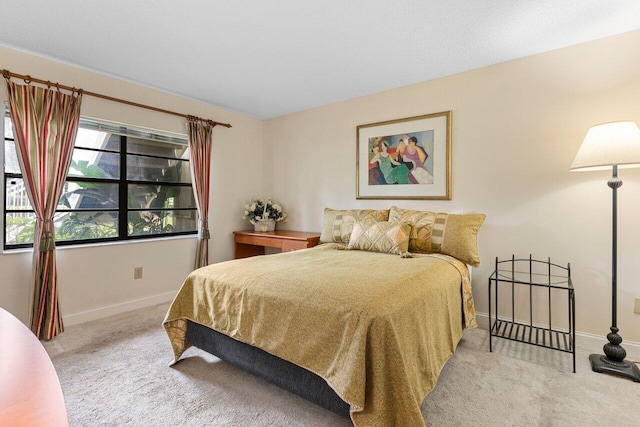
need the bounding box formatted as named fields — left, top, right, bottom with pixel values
left=610, top=165, right=620, bottom=330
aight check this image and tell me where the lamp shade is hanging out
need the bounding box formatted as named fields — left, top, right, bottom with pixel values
left=570, top=121, right=640, bottom=171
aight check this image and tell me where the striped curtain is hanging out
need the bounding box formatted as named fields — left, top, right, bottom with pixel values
left=187, top=118, right=213, bottom=269
left=5, top=79, right=82, bottom=340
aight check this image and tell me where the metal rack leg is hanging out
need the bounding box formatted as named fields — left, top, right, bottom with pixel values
left=572, top=291, right=576, bottom=373
left=488, top=278, right=492, bottom=352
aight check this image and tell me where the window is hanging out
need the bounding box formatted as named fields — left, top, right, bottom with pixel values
left=3, top=115, right=197, bottom=249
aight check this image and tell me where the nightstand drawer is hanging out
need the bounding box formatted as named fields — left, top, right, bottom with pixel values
left=235, top=234, right=282, bottom=248
left=233, top=230, right=321, bottom=259
left=281, top=240, right=311, bottom=252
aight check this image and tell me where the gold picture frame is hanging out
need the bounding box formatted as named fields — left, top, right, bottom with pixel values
left=356, top=111, right=451, bottom=200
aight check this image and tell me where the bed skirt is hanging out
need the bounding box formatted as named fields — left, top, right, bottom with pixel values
left=186, top=320, right=351, bottom=419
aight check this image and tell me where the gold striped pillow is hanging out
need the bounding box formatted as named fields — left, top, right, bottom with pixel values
left=389, top=206, right=486, bottom=266
left=320, top=208, right=389, bottom=244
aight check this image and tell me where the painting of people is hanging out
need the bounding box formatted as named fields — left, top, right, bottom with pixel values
left=368, top=131, right=434, bottom=185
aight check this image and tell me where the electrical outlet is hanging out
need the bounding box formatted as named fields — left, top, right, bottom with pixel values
left=635, top=298, right=640, bottom=315
left=134, top=267, right=143, bottom=280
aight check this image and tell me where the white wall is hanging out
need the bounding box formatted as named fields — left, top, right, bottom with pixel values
left=0, top=46, right=264, bottom=324
left=263, top=31, right=640, bottom=343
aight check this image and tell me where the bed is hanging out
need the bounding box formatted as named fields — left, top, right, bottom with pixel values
left=164, top=207, right=484, bottom=427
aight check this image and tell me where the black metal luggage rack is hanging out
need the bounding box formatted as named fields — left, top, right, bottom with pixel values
left=488, top=255, right=575, bottom=373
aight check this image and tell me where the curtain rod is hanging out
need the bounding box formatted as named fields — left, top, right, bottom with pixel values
left=2, top=69, right=232, bottom=128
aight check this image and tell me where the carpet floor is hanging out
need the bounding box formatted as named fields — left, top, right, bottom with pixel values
left=44, top=303, right=639, bottom=426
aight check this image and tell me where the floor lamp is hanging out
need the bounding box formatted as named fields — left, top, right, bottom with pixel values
left=570, top=121, right=640, bottom=382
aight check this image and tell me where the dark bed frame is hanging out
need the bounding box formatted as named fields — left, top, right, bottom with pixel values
left=186, top=320, right=351, bottom=419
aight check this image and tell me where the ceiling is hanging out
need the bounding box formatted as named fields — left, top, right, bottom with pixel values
left=1, top=1, right=640, bottom=120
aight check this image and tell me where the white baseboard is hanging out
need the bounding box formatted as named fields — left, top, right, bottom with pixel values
left=63, top=291, right=176, bottom=326
left=475, top=311, right=640, bottom=359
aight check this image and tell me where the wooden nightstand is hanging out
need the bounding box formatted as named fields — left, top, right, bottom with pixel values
left=233, top=230, right=321, bottom=259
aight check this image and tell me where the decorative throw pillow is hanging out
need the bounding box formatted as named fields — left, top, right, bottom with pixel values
left=388, top=207, right=437, bottom=253
left=389, top=206, right=486, bottom=266
left=319, top=208, right=389, bottom=244
left=347, top=220, right=411, bottom=255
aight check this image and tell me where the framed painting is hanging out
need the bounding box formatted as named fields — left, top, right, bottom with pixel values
left=356, top=111, right=451, bottom=200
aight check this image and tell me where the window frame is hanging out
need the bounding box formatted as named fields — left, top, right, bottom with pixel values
left=3, top=116, right=198, bottom=250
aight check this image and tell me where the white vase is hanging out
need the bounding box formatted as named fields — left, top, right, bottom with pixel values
left=254, top=219, right=276, bottom=232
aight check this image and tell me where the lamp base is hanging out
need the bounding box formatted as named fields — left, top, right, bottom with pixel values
left=589, top=354, right=640, bottom=382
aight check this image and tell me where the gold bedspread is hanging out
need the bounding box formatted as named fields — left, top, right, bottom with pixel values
left=164, top=244, right=476, bottom=427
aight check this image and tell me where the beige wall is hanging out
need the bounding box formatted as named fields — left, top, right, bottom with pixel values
left=0, top=46, right=264, bottom=324
left=263, top=30, right=640, bottom=342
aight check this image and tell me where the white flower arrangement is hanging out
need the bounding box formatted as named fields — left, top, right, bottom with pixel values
left=242, top=198, right=287, bottom=224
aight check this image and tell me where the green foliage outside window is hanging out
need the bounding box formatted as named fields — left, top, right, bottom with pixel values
left=4, top=116, right=197, bottom=248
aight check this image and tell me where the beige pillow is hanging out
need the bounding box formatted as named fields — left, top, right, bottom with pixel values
left=389, top=206, right=486, bottom=266
left=347, top=221, right=411, bottom=255
left=320, top=208, right=389, bottom=244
